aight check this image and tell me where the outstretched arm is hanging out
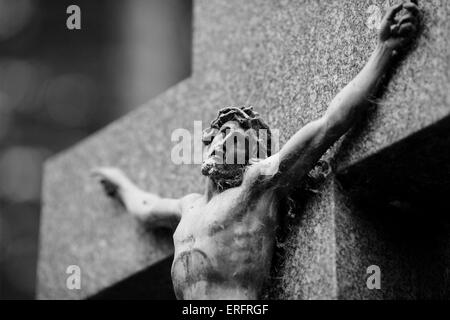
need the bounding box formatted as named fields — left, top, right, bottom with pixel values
left=322, top=1, right=419, bottom=140
left=92, top=167, right=184, bottom=229
left=256, top=1, right=420, bottom=187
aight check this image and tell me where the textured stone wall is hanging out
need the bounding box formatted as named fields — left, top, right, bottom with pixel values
left=38, top=0, right=450, bottom=299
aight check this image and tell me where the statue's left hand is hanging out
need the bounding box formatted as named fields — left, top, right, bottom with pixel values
left=378, top=0, right=420, bottom=53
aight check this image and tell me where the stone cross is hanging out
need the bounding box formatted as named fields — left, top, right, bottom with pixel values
left=38, top=0, right=450, bottom=299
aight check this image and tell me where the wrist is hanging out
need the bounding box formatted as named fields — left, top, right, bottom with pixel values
left=371, top=42, right=394, bottom=68
left=376, top=41, right=395, bottom=55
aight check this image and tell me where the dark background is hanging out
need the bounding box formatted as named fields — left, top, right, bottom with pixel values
left=0, top=0, right=191, bottom=299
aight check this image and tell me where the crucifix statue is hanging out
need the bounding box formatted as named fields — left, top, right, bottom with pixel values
left=93, top=2, right=419, bottom=300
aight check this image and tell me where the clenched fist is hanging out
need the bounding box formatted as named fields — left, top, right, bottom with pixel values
left=378, top=0, right=420, bottom=53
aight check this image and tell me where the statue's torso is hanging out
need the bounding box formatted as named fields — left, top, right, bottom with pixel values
left=171, top=185, right=278, bottom=300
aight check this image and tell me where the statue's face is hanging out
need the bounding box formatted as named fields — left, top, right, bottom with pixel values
left=201, top=121, right=256, bottom=180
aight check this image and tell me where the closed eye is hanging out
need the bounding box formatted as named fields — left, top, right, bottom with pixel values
left=220, top=126, right=230, bottom=133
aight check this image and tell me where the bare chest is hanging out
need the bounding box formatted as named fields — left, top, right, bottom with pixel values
left=171, top=187, right=279, bottom=299
left=173, top=188, right=277, bottom=246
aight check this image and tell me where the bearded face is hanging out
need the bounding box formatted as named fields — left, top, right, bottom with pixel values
left=201, top=121, right=257, bottom=188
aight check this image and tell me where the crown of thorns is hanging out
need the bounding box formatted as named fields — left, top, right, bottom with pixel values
left=202, top=106, right=272, bottom=157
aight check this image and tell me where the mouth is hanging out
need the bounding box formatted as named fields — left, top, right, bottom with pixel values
left=210, top=155, right=222, bottom=162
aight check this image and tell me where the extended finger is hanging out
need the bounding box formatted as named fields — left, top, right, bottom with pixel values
left=390, top=24, right=400, bottom=35
left=403, top=1, right=420, bottom=16
left=91, top=169, right=113, bottom=180
left=386, top=3, right=404, bottom=22
left=91, top=167, right=126, bottom=185
left=397, top=14, right=418, bottom=26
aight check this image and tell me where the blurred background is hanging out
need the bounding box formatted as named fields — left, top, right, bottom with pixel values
left=0, top=0, right=192, bottom=299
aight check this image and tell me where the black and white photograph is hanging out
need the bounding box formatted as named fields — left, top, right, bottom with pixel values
left=1, top=0, right=449, bottom=309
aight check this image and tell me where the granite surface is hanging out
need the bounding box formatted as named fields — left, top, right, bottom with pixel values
left=265, top=179, right=338, bottom=299
left=193, top=0, right=450, bottom=162
left=38, top=0, right=450, bottom=299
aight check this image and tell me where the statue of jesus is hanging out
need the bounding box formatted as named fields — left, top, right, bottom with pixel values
left=93, top=2, right=419, bottom=300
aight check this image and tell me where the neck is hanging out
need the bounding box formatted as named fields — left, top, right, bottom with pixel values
left=205, top=178, right=216, bottom=201
left=204, top=174, right=244, bottom=201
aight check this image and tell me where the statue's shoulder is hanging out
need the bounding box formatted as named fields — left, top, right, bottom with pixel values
left=243, top=155, right=280, bottom=186
left=179, top=193, right=203, bottom=210
left=240, top=156, right=281, bottom=200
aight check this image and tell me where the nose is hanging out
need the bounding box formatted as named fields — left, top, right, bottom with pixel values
left=222, top=130, right=235, bottom=143
left=210, top=133, right=231, bottom=154
left=211, top=147, right=224, bottom=157
left=209, top=142, right=225, bottom=157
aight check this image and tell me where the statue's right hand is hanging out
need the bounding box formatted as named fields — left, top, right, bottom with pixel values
left=92, top=167, right=162, bottom=219
left=91, top=167, right=129, bottom=198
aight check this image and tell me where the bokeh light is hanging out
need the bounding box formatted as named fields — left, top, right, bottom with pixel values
left=0, top=59, right=41, bottom=114
left=0, top=109, right=12, bottom=141
left=0, top=0, right=35, bottom=42
left=0, top=146, right=50, bottom=202
left=0, top=0, right=192, bottom=300
left=43, top=74, right=95, bottom=128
